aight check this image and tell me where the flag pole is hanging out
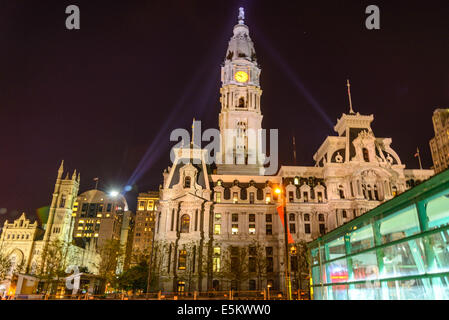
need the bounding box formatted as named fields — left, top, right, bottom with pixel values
left=417, top=147, right=423, bottom=170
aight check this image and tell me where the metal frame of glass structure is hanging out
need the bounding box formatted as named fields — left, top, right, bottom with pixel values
left=308, top=169, right=449, bottom=300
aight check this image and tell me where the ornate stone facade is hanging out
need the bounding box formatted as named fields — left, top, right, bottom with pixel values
left=153, top=9, right=434, bottom=294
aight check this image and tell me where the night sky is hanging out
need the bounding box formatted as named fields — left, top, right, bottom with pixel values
left=0, top=0, right=448, bottom=224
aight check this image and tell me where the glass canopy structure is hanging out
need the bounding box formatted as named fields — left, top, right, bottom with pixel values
left=308, top=169, right=449, bottom=300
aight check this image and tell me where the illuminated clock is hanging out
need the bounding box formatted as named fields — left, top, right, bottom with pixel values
left=234, top=71, right=249, bottom=83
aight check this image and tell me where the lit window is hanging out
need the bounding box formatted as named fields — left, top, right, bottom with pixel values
left=216, top=192, right=221, bottom=203
left=232, top=224, right=239, bottom=235
left=249, top=224, right=256, bottom=234
left=77, top=226, right=83, bottom=231
left=214, top=247, right=221, bottom=255
left=180, top=215, right=190, bottom=233
left=79, top=220, right=85, bottom=224
left=106, top=214, right=110, bottom=218
left=75, top=233, right=82, bottom=237
left=294, top=177, right=299, bottom=185
left=233, top=192, right=238, bottom=203
left=138, top=201, right=145, bottom=210
left=215, top=213, right=221, bottom=221
left=178, top=250, right=187, bottom=270
left=214, top=224, right=221, bottom=235
left=213, top=257, right=220, bottom=272
left=147, top=200, right=154, bottom=211
left=94, top=233, right=99, bottom=237
left=265, top=194, right=271, bottom=204
left=97, top=213, right=102, bottom=218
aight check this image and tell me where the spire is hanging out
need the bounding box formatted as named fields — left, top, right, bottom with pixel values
left=72, top=169, right=77, bottom=180
left=57, top=160, right=64, bottom=179
left=77, top=172, right=81, bottom=183
left=65, top=172, right=69, bottom=180
left=347, top=79, right=355, bottom=114
left=191, top=117, right=195, bottom=147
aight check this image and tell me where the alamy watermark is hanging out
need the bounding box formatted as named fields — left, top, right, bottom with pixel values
left=169, top=120, right=279, bottom=175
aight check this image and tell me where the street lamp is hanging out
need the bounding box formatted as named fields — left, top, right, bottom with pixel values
left=274, top=184, right=292, bottom=300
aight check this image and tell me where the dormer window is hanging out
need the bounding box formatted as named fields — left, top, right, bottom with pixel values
left=294, top=177, right=299, bottom=185
left=184, top=176, right=191, bottom=188
left=362, top=148, right=370, bottom=162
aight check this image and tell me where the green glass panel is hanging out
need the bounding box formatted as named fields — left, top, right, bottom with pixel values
left=312, top=266, right=321, bottom=285
left=327, top=236, right=346, bottom=260
left=350, top=223, right=374, bottom=253
left=425, top=230, right=449, bottom=273
left=350, top=251, right=379, bottom=281
left=426, top=191, right=449, bottom=229
left=379, top=238, right=426, bottom=278
left=348, top=281, right=381, bottom=300
left=325, top=258, right=348, bottom=285
left=378, top=205, right=420, bottom=244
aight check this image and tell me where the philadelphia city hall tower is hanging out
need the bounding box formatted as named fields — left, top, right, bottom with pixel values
left=153, top=8, right=433, bottom=294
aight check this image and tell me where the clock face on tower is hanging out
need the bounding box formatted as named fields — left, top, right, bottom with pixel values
left=234, top=71, right=249, bottom=83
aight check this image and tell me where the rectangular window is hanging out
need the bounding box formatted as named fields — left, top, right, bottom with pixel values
left=147, top=200, right=154, bottom=211
left=249, top=214, right=256, bottom=222
left=249, top=192, right=255, bottom=204
left=106, top=203, right=112, bottom=212
left=138, top=201, right=145, bottom=210
left=305, top=224, right=311, bottom=234
left=249, top=224, right=256, bottom=235
left=213, top=257, right=221, bottom=272
left=319, top=223, right=325, bottom=235
left=289, top=223, right=296, bottom=234
left=249, top=246, right=257, bottom=256
left=289, top=191, right=294, bottom=202
left=266, top=257, right=274, bottom=273
left=232, top=224, right=239, bottom=235
left=249, top=257, right=256, bottom=273
left=214, top=224, right=221, bottom=235
left=266, top=214, right=272, bottom=222
left=266, top=224, right=272, bottom=235
left=216, top=192, right=221, bottom=203
left=215, top=213, right=221, bottom=221
left=303, top=192, right=308, bottom=202
left=317, top=192, right=323, bottom=203
left=178, top=250, right=187, bottom=270
left=233, top=192, right=238, bottom=203
left=232, top=213, right=238, bottom=222
left=265, top=193, right=271, bottom=204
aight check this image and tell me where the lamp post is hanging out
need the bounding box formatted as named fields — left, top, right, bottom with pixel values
left=275, top=184, right=292, bottom=300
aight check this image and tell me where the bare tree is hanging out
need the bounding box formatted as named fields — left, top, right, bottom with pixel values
left=36, top=240, right=71, bottom=294
left=218, top=245, right=250, bottom=291
left=95, top=239, right=124, bottom=293
left=0, top=247, right=12, bottom=281
left=249, top=240, right=268, bottom=290
left=290, top=240, right=310, bottom=298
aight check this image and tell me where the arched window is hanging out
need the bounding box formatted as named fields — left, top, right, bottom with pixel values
left=60, top=195, right=66, bottom=208
left=362, top=148, right=370, bottom=162
left=184, top=176, right=191, bottom=188
left=318, top=214, right=324, bottom=221
left=180, top=214, right=190, bottom=233
left=303, top=214, right=310, bottom=221
left=374, top=185, right=379, bottom=201
left=338, top=185, right=345, bottom=199
left=238, top=97, right=245, bottom=108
